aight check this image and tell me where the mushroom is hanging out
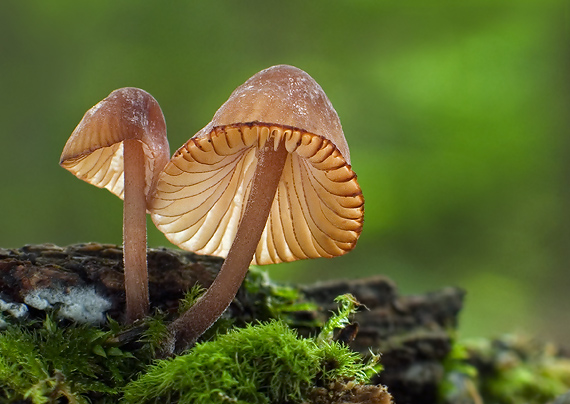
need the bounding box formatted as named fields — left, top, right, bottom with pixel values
left=60, top=88, right=169, bottom=323
left=150, top=65, right=363, bottom=352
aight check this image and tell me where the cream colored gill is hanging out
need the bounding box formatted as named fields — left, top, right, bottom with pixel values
left=60, top=141, right=159, bottom=201
left=149, top=124, right=363, bottom=265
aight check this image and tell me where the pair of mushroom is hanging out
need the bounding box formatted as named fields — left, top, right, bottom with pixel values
left=60, top=65, right=364, bottom=351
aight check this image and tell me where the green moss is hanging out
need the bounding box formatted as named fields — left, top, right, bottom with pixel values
left=243, top=267, right=319, bottom=326
left=177, top=284, right=206, bottom=315
left=0, top=290, right=378, bottom=404
left=0, top=315, right=142, bottom=403
left=439, top=337, right=481, bottom=404
left=317, top=294, right=361, bottom=345
left=481, top=336, right=570, bottom=404
left=124, top=321, right=314, bottom=404
left=440, top=336, right=570, bottom=404
left=122, top=294, right=379, bottom=404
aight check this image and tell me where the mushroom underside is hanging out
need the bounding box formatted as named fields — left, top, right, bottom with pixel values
left=150, top=123, right=364, bottom=265
left=60, top=141, right=161, bottom=202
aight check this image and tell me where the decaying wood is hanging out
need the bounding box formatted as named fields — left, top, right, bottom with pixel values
left=0, top=243, right=465, bottom=404
left=302, top=278, right=464, bottom=404
left=0, top=243, right=222, bottom=321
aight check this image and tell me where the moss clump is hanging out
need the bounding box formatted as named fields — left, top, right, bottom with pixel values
left=124, top=321, right=315, bottom=403
left=440, top=335, right=570, bottom=404
left=123, top=295, right=379, bottom=404
left=0, top=315, right=140, bottom=404
left=0, top=292, right=380, bottom=404
left=480, top=336, right=570, bottom=404
left=243, top=267, right=319, bottom=326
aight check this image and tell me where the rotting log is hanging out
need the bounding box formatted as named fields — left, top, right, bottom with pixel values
left=0, top=243, right=464, bottom=403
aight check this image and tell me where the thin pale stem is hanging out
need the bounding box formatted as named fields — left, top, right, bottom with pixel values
left=123, top=139, right=149, bottom=323
left=167, top=142, right=288, bottom=353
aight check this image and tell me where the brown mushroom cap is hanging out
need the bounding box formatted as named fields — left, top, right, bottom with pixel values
left=60, top=87, right=170, bottom=203
left=150, top=65, right=363, bottom=265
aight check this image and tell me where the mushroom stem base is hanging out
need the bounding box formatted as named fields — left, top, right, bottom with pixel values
left=167, top=142, right=289, bottom=353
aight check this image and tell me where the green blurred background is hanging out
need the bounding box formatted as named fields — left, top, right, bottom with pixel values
left=0, top=2, right=568, bottom=345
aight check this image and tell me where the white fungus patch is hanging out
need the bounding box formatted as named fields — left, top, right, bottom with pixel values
left=0, top=299, right=28, bottom=328
left=24, top=286, right=112, bottom=324
left=0, top=298, right=28, bottom=319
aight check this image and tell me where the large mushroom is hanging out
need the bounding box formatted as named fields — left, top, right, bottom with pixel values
left=60, top=88, right=170, bottom=323
left=150, top=65, right=363, bottom=352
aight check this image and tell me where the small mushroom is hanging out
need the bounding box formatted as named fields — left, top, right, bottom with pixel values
left=60, top=88, right=169, bottom=323
left=150, top=65, right=363, bottom=352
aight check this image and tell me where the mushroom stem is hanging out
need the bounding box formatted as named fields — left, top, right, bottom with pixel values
left=168, top=141, right=289, bottom=353
left=123, top=138, right=150, bottom=323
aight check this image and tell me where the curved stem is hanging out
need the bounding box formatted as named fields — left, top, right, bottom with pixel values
left=167, top=142, right=288, bottom=353
left=123, top=139, right=149, bottom=323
